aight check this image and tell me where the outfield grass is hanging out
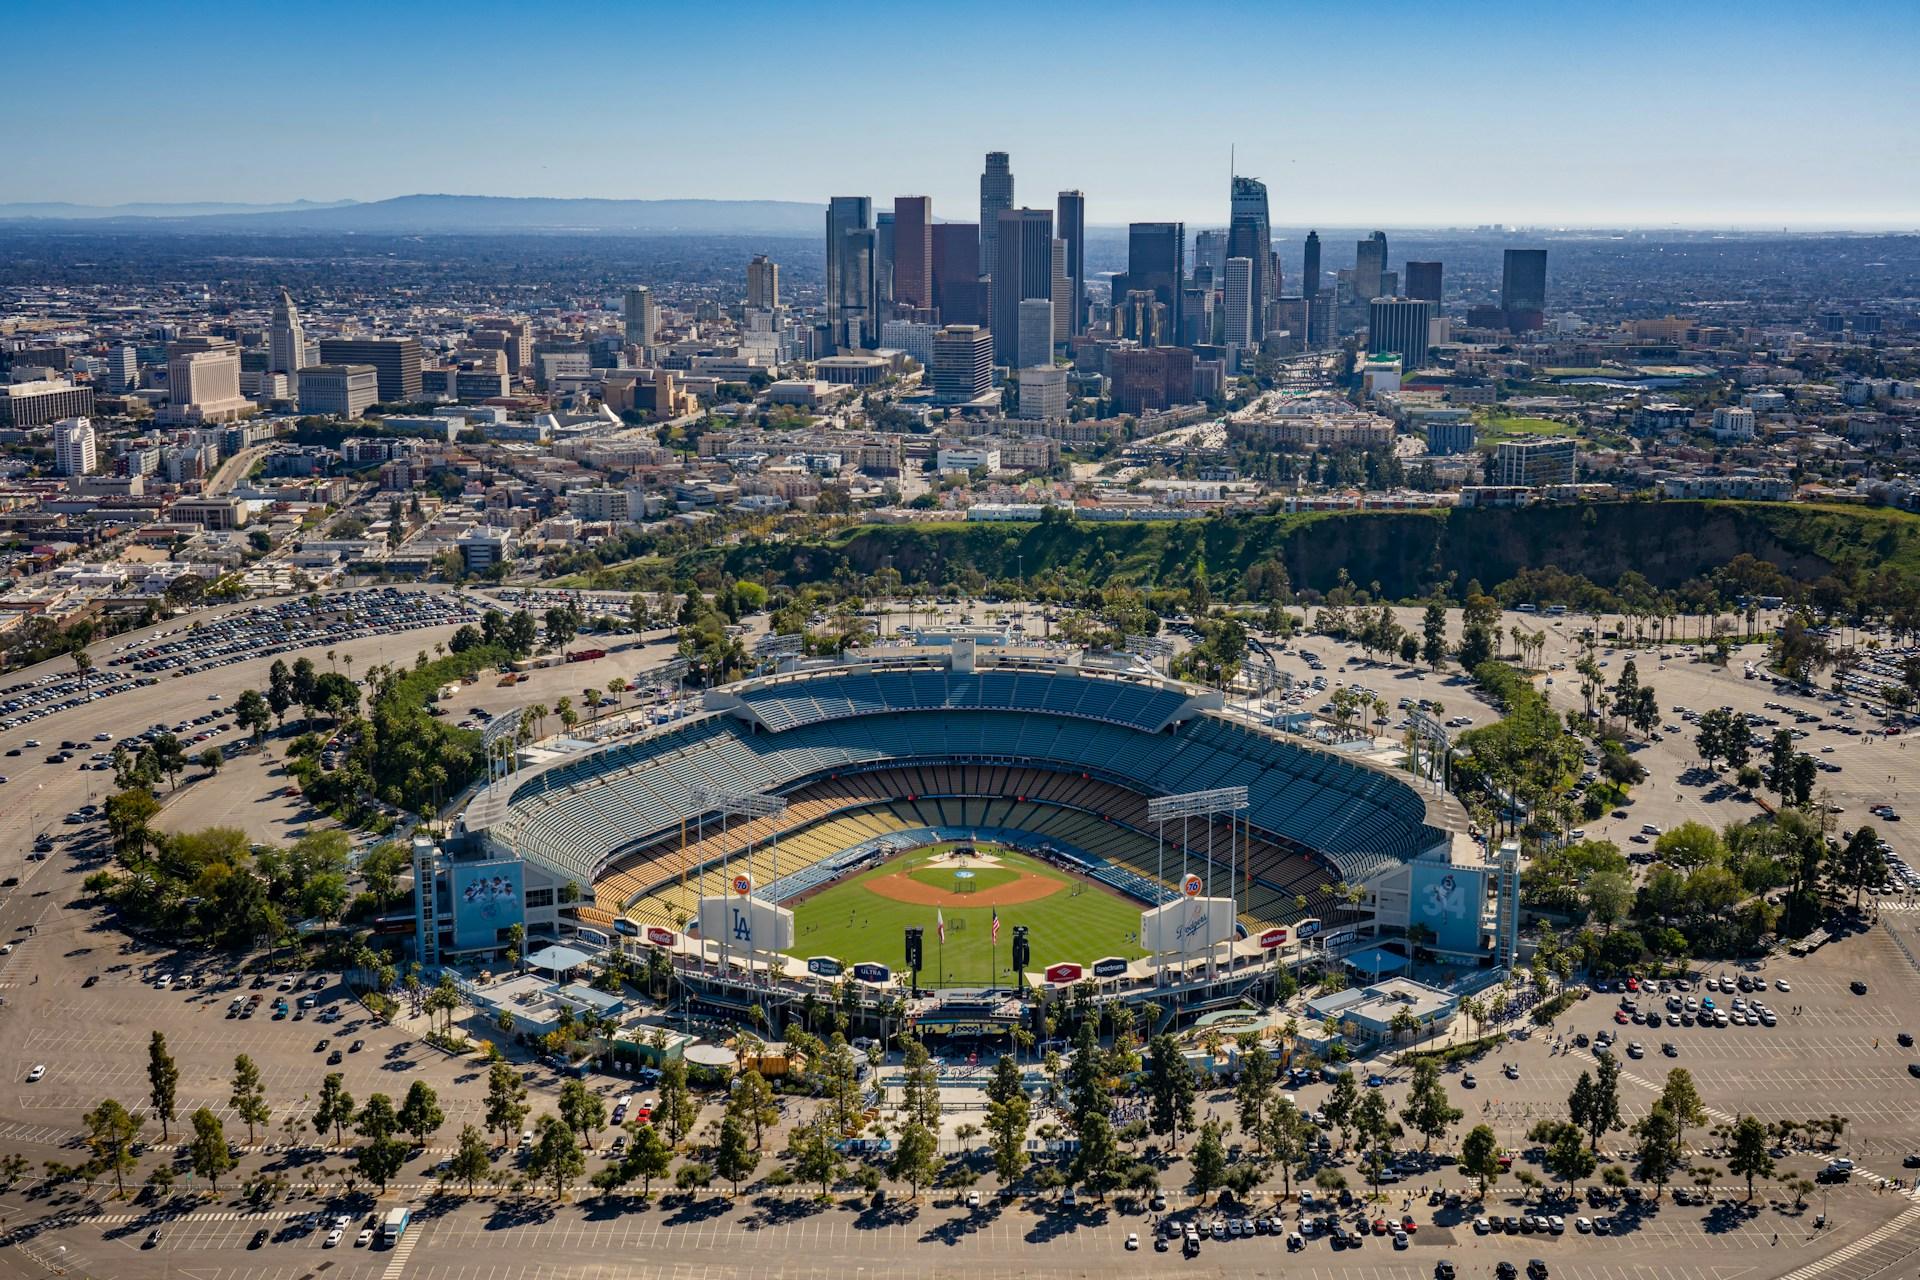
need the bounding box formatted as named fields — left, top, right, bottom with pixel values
left=786, top=844, right=1146, bottom=987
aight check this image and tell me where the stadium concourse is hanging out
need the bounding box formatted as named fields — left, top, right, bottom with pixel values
left=453, top=640, right=1479, bottom=1019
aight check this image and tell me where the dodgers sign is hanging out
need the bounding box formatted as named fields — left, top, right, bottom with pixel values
left=695, top=895, right=794, bottom=952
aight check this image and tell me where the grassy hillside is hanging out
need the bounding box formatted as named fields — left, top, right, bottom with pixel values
left=555, top=500, right=1920, bottom=600
left=680, top=501, right=1920, bottom=600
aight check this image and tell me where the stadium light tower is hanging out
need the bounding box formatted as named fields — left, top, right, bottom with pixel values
left=1124, top=634, right=1175, bottom=674
left=1147, top=784, right=1250, bottom=927
left=685, top=785, right=789, bottom=893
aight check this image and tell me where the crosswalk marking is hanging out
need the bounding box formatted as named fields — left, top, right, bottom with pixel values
left=1772, top=1205, right=1920, bottom=1280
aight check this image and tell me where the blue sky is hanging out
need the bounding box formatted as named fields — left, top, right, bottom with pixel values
left=5, top=0, right=1915, bottom=227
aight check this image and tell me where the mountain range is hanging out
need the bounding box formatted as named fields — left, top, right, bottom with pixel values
left=0, top=194, right=826, bottom=235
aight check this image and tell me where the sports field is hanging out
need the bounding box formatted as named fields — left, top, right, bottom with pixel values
left=785, top=843, right=1147, bottom=987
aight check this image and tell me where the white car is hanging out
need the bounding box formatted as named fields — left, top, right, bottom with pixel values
left=1125, top=1232, right=1139, bottom=1251
left=1775, top=979, right=1791, bottom=992
left=1575, top=1217, right=1593, bottom=1233
left=324, top=1228, right=344, bottom=1248
left=26, top=1064, right=45, bottom=1082
left=356, top=1228, right=374, bottom=1247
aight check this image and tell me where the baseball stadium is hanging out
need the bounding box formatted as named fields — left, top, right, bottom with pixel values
left=452, top=640, right=1483, bottom=1029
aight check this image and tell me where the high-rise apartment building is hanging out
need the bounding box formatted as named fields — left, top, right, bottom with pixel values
left=1223, top=257, right=1256, bottom=357
left=1494, top=436, right=1576, bottom=487
left=1355, top=232, right=1388, bottom=300
left=1302, top=231, right=1322, bottom=300
left=1228, top=175, right=1273, bottom=338
left=53, top=416, right=96, bottom=476
left=930, top=324, right=994, bottom=401
left=270, top=288, right=308, bottom=375
left=747, top=255, right=780, bottom=310
left=1500, top=249, right=1548, bottom=330
left=978, top=152, right=1014, bottom=282
left=825, top=196, right=875, bottom=351
left=1122, top=223, right=1185, bottom=345
left=623, top=286, right=658, bottom=357
left=1368, top=298, right=1437, bottom=371
left=317, top=336, right=423, bottom=403
left=1055, top=191, right=1085, bottom=336
left=103, top=345, right=139, bottom=395
left=1405, top=261, right=1443, bottom=305
left=892, top=197, right=933, bottom=311
left=930, top=223, right=984, bottom=326
left=989, top=207, right=1054, bottom=369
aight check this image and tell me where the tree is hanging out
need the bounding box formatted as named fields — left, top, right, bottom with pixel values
left=1263, top=1094, right=1315, bottom=1198
left=1071, top=1111, right=1125, bottom=1200
left=312, top=1072, right=354, bottom=1147
left=1658, top=1068, right=1707, bottom=1152
left=1631, top=1102, right=1681, bottom=1200
left=1584, top=872, right=1634, bottom=934
left=657, top=1058, right=696, bottom=1147
left=1145, top=1034, right=1197, bottom=1148
left=715, top=1113, right=759, bottom=1197
left=984, top=1054, right=1031, bottom=1191
left=1543, top=1120, right=1598, bottom=1199
left=527, top=1114, right=585, bottom=1201
left=446, top=1123, right=492, bottom=1194
left=729, top=1068, right=779, bottom=1149
left=558, top=1079, right=606, bottom=1150
left=229, top=1054, right=270, bottom=1145
left=1324, top=1070, right=1360, bottom=1152
left=626, top=1120, right=675, bottom=1198
left=1190, top=1120, right=1227, bottom=1201
left=879, top=1114, right=937, bottom=1199
left=1400, top=1059, right=1463, bottom=1153
left=1422, top=603, right=1449, bottom=670
left=109, top=788, right=163, bottom=864
left=1354, top=1089, right=1399, bottom=1196
left=1726, top=1114, right=1775, bottom=1202
left=234, top=688, right=272, bottom=742
left=82, top=1098, right=142, bottom=1196
left=189, top=1106, right=234, bottom=1191
left=1235, top=1040, right=1276, bottom=1153
left=147, top=1031, right=179, bottom=1141
left=1460, top=1123, right=1502, bottom=1199
left=353, top=1093, right=408, bottom=1194
left=1834, top=825, right=1889, bottom=908
left=784, top=1109, right=845, bottom=1201
left=398, top=1081, right=445, bottom=1148
left=484, top=1061, right=529, bottom=1150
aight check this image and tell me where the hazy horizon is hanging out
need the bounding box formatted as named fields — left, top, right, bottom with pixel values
left=4, top=0, right=1915, bottom=229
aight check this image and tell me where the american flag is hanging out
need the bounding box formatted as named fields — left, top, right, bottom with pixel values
left=991, top=908, right=1000, bottom=943
left=936, top=909, right=946, bottom=944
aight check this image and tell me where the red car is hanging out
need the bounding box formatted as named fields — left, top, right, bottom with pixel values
left=1625, top=978, right=1640, bottom=992
left=1401, top=1216, right=1419, bottom=1233
left=1614, top=1010, right=1630, bottom=1024
left=1372, top=1218, right=1389, bottom=1235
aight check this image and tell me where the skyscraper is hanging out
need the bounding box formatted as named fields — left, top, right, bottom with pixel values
left=825, top=196, right=874, bottom=351
left=747, top=255, right=780, bottom=309
left=1302, top=231, right=1322, bottom=300
left=1124, top=222, right=1185, bottom=345
left=1223, top=257, right=1255, bottom=358
left=989, top=207, right=1054, bottom=368
left=1017, top=299, right=1053, bottom=370
left=930, top=324, right=994, bottom=400
left=316, top=337, right=423, bottom=403
left=1227, top=175, right=1272, bottom=339
left=892, top=197, right=933, bottom=311
left=1355, top=232, right=1388, bottom=300
left=1368, top=298, right=1437, bottom=370
left=1500, top=249, right=1548, bottom=330
left=978, top=151, right=1014, bottom=281
left=1055, top=191, right=1086, bottom=336
left=1405, top=261, right=1443, bottom=305
left=269, top=288, right=307, bottom=375
left=1193, top=231, right=1228, bottom=287
left=53, top=416, right=96, bottom=476
left=930, top=223, right=984, bottom=326
left=875, top=209, right=896, bottom=308
left=623, top=286, right=658, bottom=357
left=1050, top=238, right=1071, bottom=346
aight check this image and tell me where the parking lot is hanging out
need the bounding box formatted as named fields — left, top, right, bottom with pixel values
left=3, top=600, right=1920, bottom=1280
